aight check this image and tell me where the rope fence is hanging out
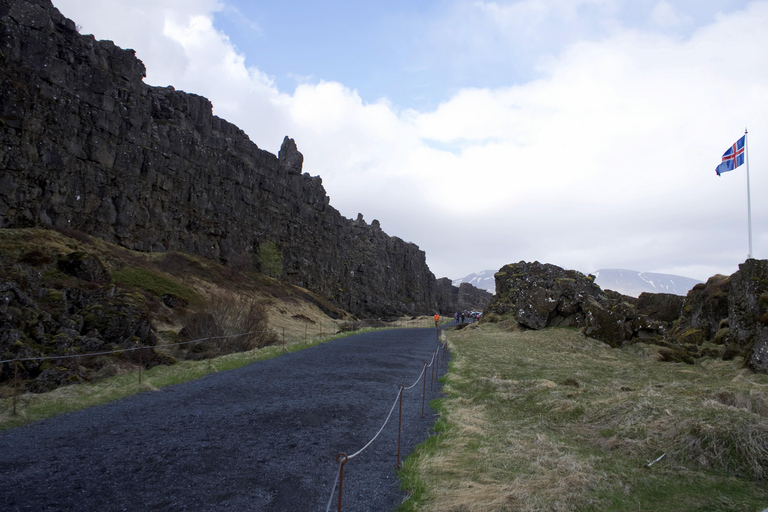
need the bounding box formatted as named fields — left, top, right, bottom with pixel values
left=327, top=335, right=450, bottom=512
left=1, top=316, right=452, bottom=510
left=0, top=330, right=274, bottom=365
left=0, top=315, right=445, bottom=367
left=1, top=316, right=446, bottom=407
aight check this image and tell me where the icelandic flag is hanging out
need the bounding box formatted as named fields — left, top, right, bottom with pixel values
left=716, top=135, right=746, bottom=176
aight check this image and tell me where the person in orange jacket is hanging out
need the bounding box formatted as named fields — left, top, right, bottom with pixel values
left=433, top=313, right=440, bottom=328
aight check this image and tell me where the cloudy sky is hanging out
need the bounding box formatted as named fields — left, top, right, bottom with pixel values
left=53, top=0, right=767, bottom=282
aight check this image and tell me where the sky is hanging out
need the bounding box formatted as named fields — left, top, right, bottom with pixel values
left=53, top=0, right=768, bottom=282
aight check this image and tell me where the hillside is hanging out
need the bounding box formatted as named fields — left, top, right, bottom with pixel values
left=0, top=227, right=362, bottom=392
left=0, top=0, right=447, bottom=318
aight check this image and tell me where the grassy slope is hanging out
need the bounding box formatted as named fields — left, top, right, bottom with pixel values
left=0, top=227, right=441, bottom=430
left=0, top=228, right=343, bottom=427
left=399, top=323, right=768, bottom=512
left=0, top=227, right=349, bottom=340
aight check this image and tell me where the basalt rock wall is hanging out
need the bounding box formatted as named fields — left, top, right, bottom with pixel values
left=0, top=0, right=438, bottom=317
left=669, top=259, right=768, bottom=373
left=435, top=278, right=492, bottom=314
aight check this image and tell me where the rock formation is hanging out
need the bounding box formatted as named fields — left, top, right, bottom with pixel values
left=669, top=259, right=768, bottom=373
left=0, top=256, right=161, bottom=392
left=435, top=278, right=492, bottom=314
left=484, top=261, right=667, bottom=347
left=0, top=0, right=439, bottom=317
left=485, top=259, right=768, bottom=374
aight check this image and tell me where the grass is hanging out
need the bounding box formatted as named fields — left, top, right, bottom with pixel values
left=112, top=266, right=199, bottom=303
left=397, top=323, right=768, bottom=511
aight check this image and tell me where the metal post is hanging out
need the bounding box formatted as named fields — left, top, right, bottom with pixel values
left=745, top=127, right=753, bottom=258
left=431, top=351, right=436, bottom=391
left=421, top=362, right=427, bottom=419
left=305, top=324, right=308, bottom=344
left=282, top=327, right=285, bottom=348
left=397, top=385, right=404, bottom=469
left=336, top=453, right=348, bottom=512
left=138, top=346, right=142, bottom=384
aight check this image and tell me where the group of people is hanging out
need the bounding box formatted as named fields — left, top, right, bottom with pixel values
left=433, top=311, right=483, bottom=328
left=454, top=311, right=481, bottom=324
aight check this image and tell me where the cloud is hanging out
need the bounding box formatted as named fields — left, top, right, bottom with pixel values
left=651, top=0, right=689, bottom=28
left=51, top=0, right=768, bottom=283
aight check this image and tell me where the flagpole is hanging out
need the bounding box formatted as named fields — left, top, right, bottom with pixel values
left=745, top=127, right=753, bottom=258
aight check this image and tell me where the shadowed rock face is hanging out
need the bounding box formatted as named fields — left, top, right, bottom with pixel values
left=635, top=292, right=685, bottom=324
left=669, top=259, right=768, bottom=373
left=0, top=0, right=438, bottom=317
left=485, top=261, right=667, bottom=347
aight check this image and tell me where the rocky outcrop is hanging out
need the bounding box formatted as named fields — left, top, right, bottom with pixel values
left=0, top=0, right=437, bottom=318
left=669, top=259, right=768, bottom=373
left=635, top=292, right=685, bottom=323
left=486, top=259, right=768, bottom=374
left=484, top=261, right=668, bottom=347
left=435, top=278, right=492, bottom=314
left=0, top=254, right=162, bottom=392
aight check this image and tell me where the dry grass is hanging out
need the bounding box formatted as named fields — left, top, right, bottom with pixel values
left=400, top=324, right=768, bottom=511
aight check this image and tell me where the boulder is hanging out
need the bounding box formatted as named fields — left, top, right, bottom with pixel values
left=636, top=292, right=684, bottom=323
left=485, top=261, right=667, bottom=347
left=728, top=259, right=768, bottom=371
left=664, top=259, right=768, bottom=373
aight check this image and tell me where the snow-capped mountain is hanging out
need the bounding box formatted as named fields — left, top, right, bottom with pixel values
left=453, top=268, right=702, bottom=298
left=593, top=269, right=702, bottom=298
left=452, top=270, right=497, bottom=293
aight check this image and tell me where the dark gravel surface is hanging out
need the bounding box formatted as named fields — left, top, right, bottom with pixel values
left=0, top=327, right=449, bottom=511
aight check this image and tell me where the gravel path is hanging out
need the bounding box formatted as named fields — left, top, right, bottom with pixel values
left=0, top=327, right=449, bottom=511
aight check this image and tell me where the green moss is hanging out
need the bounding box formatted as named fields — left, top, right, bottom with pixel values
left=256, top=241, right=283, bottom=278
left=44, top=289, right=65, bottom=302
left=678, top=328, right=705, bottom=345
left=112, top=266, right=197, bottom=303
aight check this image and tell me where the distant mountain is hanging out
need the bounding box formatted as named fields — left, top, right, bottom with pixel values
left=454, top=268, right=703, bottom=298
left=453, top=270, right=497, bottom=294
left=593, top=269, right=702, bottom=298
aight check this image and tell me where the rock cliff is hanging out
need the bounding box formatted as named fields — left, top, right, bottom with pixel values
left=0, top=0, right=438, bottom=317
left=435, top=278, right=492, bottom=314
